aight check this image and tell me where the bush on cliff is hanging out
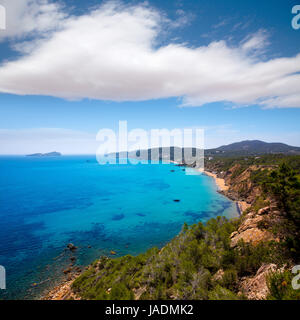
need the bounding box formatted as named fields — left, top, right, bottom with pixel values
left=72, top=216, right=282, bottom=300
left=262, top=162, right=300, bottom=260
left=267, top=270, right=300, bottom=300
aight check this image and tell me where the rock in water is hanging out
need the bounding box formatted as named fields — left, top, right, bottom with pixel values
left=67, top=243, right=77, bottom=251
left=63, top=267, right=72, bottom=274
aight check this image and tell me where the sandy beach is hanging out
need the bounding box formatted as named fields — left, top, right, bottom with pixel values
left=202, top=170, right=229, bottom=191
left=202, top=170, right=250, bottom=215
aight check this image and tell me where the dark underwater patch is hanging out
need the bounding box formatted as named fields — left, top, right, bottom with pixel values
left=144, top=180, right=170, bottom=190
left=137, top=213, right=146, bottom=217
left=184, top=210, right=204, bottom=220
left=65, top=222, right=107, bottom=242
left=112, top=213, right=125, bottom=221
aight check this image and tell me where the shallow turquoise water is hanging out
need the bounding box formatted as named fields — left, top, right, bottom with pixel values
left=0, top=156, right=238, bottom=299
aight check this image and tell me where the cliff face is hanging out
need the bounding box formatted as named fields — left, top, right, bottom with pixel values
left=206, top=163, right=264, bottom=204
left=205, top=162, right=288, bottom=300
left=220, top=165, right=261, bottom=204
left=239, top=263, right=279, bottom=300
left=230, top=206, right=281, bottom=248
left=205, top=162, right=284, bottom=245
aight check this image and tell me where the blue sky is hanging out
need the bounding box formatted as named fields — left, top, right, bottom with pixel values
left=0, top=0, right=300, bottom=154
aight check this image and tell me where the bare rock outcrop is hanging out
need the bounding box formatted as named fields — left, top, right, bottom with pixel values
left=42, top=278, right=81, bottom=300
left=212, top=269, right=225, bottom=282
left=239, top=264, right=277, bottom=300
left=230, top=208, right=275, bottom=247
left=133, top=286, right=147, bottom=300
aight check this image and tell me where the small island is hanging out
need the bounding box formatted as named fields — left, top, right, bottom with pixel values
left=26, top=151, right=62, bottom=157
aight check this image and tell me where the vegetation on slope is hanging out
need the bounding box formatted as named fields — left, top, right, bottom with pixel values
left=72, top=216, right=288, bottom=300
left=262, top=163, right=300, bottom=261
left=72, top=155, right=300, bottom=300
left=205, top=140, right=300, bottom=157
left=207, top=155, right=300, bottom=259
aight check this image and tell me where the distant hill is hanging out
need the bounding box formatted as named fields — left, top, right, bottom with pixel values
left=26, top=151, right=62, bottom=157
left=108, top=147, right=200, bottom=164
left=206, top=140, right=300, bottom=156
left=106, top=140, right=300, bottom=163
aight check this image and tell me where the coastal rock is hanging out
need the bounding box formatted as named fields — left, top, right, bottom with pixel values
left=231, top=227, right=274, bottom=247
left=42, top=278, right=81, bottom=300
left=205, top=163, right=285, bottom=249
left=67, top=243, right=77, bottom=251
left=230, top=210, right=274, bottom=247
left=212, top=269, right=224, bottom=282
left=63, top=267, right=72, bottom=274
left=257, top=207, right=270, bottom=216
left=230, top=231, right=238, bottom=239
left=176, top=163, right=185, bottom=167
left=70, top=257, right=76, bottom=262
left=217, top=164, right=263, bottom=204
left=67, top=274, right=73, bottom=281
left=240, top=264, right=278, bottom=300
left=237, top=214, right=264, bottom=233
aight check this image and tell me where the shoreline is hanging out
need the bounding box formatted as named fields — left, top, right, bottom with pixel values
left=42, top=164, right=249, bottom=300
left=202, top=170, right=229, bottom=192
left=41, top=274, right=80, bottom=300
left=202, top=170, right=250, bottom=216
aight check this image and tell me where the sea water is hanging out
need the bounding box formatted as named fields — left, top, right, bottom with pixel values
left=0, top=156, right=238, bottom=299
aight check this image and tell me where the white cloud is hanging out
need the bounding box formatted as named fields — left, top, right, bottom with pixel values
left=0, top=0, right=66, bottom=42
left=0, top=1, right=299, bottom=108
left=0, top=0, right=67, bottom=42
left=241, top=29, right=269, bottom=54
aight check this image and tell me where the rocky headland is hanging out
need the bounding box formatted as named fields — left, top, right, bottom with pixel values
left=43, top=157, right=299, bottom=300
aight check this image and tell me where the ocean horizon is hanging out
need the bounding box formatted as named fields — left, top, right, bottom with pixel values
left=0, top=155, right=238, bottom=300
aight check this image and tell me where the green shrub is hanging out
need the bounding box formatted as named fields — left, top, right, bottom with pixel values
left=208, top=285, right=239, bottom=300
left=110, top=283, right=134, bottom=300
left=267, top=270, right=300, bottom=300
left=221, top=269, right=238, bottom=291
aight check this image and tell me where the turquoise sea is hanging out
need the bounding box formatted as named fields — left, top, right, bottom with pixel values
left=0, top=156, right=238, bottom=299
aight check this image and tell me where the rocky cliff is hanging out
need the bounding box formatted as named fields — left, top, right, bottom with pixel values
left=205, top=161, right=290, bottom=299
